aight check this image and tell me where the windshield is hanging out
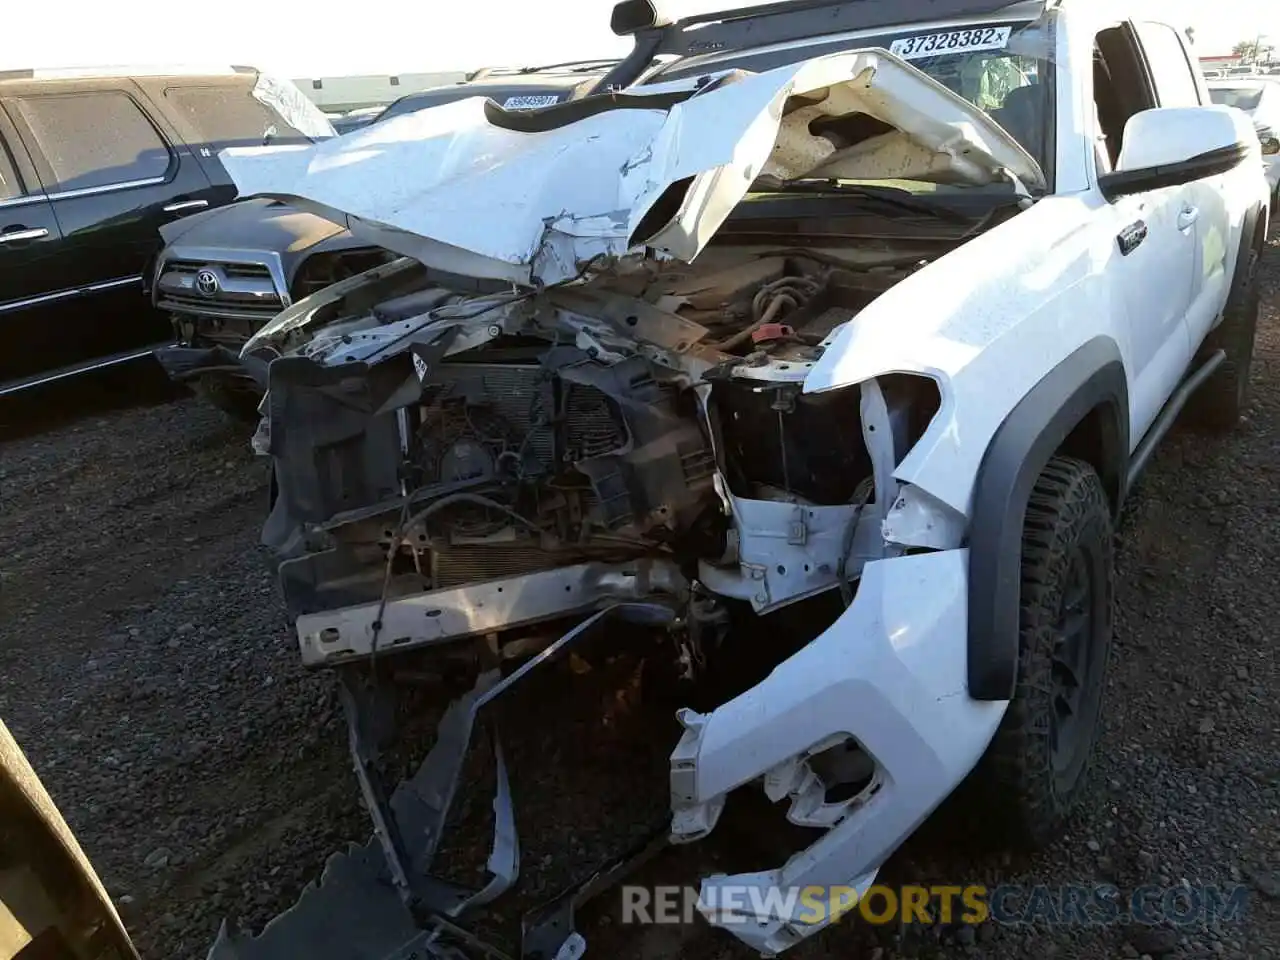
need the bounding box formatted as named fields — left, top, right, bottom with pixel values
left=1209, top=86, right=1264, bottom=111
left=648, top=19, right=1053, bottom=186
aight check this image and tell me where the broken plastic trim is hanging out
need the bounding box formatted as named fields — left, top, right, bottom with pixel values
left=521, top=824, right=670, bottom=960
left=153, top=344, right=270, bottom=390
left=210, top=602, right=676, bottom=960
left=240, top=256, right=422, bottom=359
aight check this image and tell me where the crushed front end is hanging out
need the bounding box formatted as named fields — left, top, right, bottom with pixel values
left=211, top=43, right=1043, bottom=960
left=215, top=246, right=1001, bottom=959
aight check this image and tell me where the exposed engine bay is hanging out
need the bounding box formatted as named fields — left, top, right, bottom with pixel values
left=218, top=234, right=964, bottom=960
left=254, top=245, right=944, bottom=643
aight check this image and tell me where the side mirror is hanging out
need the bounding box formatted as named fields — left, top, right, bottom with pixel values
left=1263, top=136, right=1280, bottom=156
left=1099, top=106, right=1254, bottom=202
left=610, top=0, right=672, bottom=35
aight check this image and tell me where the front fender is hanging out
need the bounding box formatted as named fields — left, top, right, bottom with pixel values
left=967, top=336, right=1129, bottom=701
left=1229, top=200, right=1267, bottom=308
left=803, top=194, right=1124, bottom=518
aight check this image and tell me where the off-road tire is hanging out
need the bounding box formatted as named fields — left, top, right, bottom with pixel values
left=1187, top=237, right=1262, bottom=433
left=194, top=373, right=262, bottom=424
left=975, top=456, right=1115, bottom=848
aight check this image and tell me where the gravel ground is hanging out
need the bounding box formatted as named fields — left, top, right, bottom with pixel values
left=1, top=235, right=1277, bottom=960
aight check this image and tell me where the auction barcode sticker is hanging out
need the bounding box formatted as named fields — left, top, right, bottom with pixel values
left=504, top=95, right=561, bottom=110
left=890, top=25, right=1013, bottom=61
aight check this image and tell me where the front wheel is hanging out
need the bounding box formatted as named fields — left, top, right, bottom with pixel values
left=974, top=455, right=1115, bottom=848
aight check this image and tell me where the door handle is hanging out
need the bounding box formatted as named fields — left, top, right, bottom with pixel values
left=0, top=227, right=49, bottom=244
left=162, top=199, right=209, bottom=213
left=1177, top=206, right=1199, bottom=230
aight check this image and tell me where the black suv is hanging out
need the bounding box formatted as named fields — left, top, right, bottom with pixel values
left=0, top=66, right=334, bottom=398
left=150, top=61, right=614, bottom=419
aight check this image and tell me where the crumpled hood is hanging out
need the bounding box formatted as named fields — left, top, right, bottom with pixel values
left=221, top=49, right=1045, bottom=287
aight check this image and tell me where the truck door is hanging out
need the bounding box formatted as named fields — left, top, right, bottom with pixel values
left=0, top=111, right=65, bottom=392
left=1134, top=20, right=1233, bottom=356
left=1092, top=25, right=1195, bottom=442
left=1, top=80, right=219, bottom=374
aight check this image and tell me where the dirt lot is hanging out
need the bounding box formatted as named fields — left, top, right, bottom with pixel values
left=1, top=239, right=1278, bottom=960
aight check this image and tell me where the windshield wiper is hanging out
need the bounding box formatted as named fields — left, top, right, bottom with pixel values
left=751, top=178, right=976, bottom=224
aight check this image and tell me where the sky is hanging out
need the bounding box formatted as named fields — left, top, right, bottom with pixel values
left=8, top=1, right=1280, bottom=79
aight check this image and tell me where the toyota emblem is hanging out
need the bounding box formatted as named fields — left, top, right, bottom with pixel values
left=195, top=268, right=220, bottom=297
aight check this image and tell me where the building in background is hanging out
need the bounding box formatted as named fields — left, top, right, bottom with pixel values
left=297, top=61, right=622, bottom=123
left=294, top=72, right=468, bottom=113
left=1200, top=54, right=1247, bottom=73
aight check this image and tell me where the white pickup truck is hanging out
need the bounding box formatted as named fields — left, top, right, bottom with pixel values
left=209, top=0, right=1269, bottom=957
left=3, top=2, right=1267, bottom=960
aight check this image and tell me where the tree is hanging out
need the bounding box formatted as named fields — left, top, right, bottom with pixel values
left=1233, top=39, right=1258, bottom=61
left=1232, top=38, right=1275, bottom=64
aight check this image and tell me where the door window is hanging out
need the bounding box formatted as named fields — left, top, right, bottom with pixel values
left=15, top=92, right=172, bottom=193
left=1092, top=26, right=1159, bottom=170
left=0, top=141, right=22, bottom=200
left=164, top=84, right=315, bottom=150
left=1136, top=22, right=1203, bottom=108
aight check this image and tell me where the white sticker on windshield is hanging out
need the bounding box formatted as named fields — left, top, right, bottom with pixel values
left=503, top=94, right=560, bottom=110
left=890, top=25, right=1013, bottom=61
left=413, top=352, right=429, bottom=381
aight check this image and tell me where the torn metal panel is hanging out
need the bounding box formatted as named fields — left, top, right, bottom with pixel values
left=462, top=737, right=519, bottom=913
left=859, top=376, right=900, bottom=528
left=220, top=50, right=1044, bottom=287
left=697, top=499, right=880, bottom=614
left=882, top=483, right=968, bottom=549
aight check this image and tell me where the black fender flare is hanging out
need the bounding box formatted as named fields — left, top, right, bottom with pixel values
left=968, top=336, right=1130, bottom=701
left=1225, top=201, right=1267, bottom=312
